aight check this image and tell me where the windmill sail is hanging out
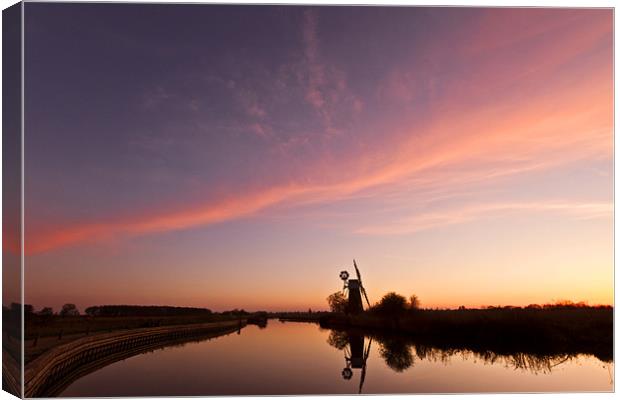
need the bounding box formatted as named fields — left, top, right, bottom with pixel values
left=353, top=259, right=362, bottom=282
left=360, top=286, right=371, bottom=308
left=358, top=338, right=372, bottom=394
left=353, top=260, right=371, bottom=308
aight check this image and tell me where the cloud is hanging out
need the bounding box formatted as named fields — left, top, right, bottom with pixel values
left=235, top=88, right=267, bottom=118
left=301, top=10, right=325, bottom=109
left=25, top=9, right=612, bottom=255
left=297, top=10, right=363, bottom=136
left=248, top=122, right=272, bottom=139
left=27, top=62, right=611, bottom=254
left=26, top=184, right=312, bottom=254
left=247, top=104, right=266, bottom=118
left=377, top=69, right=416, bottom=103
left=141, top=86, right=171, bottom=109
left=355, top=201, right=613, bottom=235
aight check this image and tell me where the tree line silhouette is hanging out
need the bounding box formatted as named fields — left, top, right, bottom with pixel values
left=322, top=292, right=613, bottom=362
left=327, top=291, right=611, bottom=315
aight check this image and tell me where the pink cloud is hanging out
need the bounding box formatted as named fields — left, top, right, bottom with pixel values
left=301, top=10, right=325, bottom=109
left=355, top=201, right=612, bottom=235
left=298, top=10, right=362, bottom=136
left=247, top=104, right=266, bottom=118
left=26, top=10, right=612, bottom=255
left=28, top=75, right=609, bottom=254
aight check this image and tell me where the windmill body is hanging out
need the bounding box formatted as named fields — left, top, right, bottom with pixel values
left=339, top=259, right=371, bottom=315
left=346, top=280, right=364, bottom=314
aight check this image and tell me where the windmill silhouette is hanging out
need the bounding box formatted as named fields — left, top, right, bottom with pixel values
left=339, top=259, right=371, bottom=314
left=341, top=334, right=372, bottom=394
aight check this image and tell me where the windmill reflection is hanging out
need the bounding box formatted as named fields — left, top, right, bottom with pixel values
left=328, top=331, right=372, bottom=393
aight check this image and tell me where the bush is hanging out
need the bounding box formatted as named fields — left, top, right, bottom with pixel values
left=372, top=292, right=408, bottom=316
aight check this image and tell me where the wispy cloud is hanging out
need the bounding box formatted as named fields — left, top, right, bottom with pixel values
left=377, top=69, right=416, bottom=104
left=26, top=184, right=314, bottom=254
left=141, top=85, right=171, bottom=109
left=298, top=9, right=362, bottom=137
left=355, top=201, right=613, bottom=235
left=25, top=9, right=612, bottom=255
left=27, top=64, right=611, bottom=254
left=236, top=87, right=267, bottom=118
left=301, top=10, right=325, bottom=110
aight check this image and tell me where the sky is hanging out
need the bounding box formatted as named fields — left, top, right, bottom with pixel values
left=20, top=4, right=613, bottom=312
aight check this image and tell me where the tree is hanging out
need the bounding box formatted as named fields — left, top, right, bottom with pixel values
left=60, top=303, right=79, bottom=317
left=408, top=294, right=420, bottom=310
left=372, top=292, right=408, bottom=316
left=36, top=307, right=54, bottom=325
left=327, top=291, right=348, bottom=313
left=84, top=306, right=99, bottom=316
left=38, top=307, right=54, bottom=316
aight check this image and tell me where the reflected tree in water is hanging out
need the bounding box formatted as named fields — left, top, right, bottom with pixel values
left=326, top=328, right=596, bottom=387
left=326, top=330, right=349, bottom=350
left=414, top=344, right=457, bottom=365
left=378, top=337, right=414, bottom=372
left=501, top=353, right=573, bottom=374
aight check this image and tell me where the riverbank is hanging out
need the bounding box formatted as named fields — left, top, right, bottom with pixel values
left=25, top=319, right=246, bottom=397
left=278, top=314, right=324, bottom=323
left=25, top=313, right=236, bottom=341
left=24, top=313, right=244, bottom=363
left=319, top=307, right=613, bottom=361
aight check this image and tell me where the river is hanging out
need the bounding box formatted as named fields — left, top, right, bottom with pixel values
left=59, top=321, right=613, bottom=396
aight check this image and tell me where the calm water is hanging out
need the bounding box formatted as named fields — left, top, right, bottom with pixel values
left=60, top=321, right=613, bottom=396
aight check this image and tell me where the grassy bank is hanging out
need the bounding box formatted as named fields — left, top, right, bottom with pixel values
left=320, top=307, right=613, bottom=361
left=25, top=313, right=240, bottom=340
left=22, top=313, right=244, bottom=363
left=276, top=311, right=330, bottom=322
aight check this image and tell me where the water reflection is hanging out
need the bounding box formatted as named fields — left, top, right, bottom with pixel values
left=59, top=323, right=613, bottom=397
left=326, top=327, right=613, bottom=393
left=328, top=331, right=373, bottom=393
left=378, top=336, right=413, bottom=372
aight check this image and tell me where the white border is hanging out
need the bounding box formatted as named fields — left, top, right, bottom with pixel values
left=0, top=1, right=616, bottom=400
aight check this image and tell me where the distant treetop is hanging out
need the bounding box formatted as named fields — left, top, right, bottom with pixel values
left=84, top=305, right=213, bottom=317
